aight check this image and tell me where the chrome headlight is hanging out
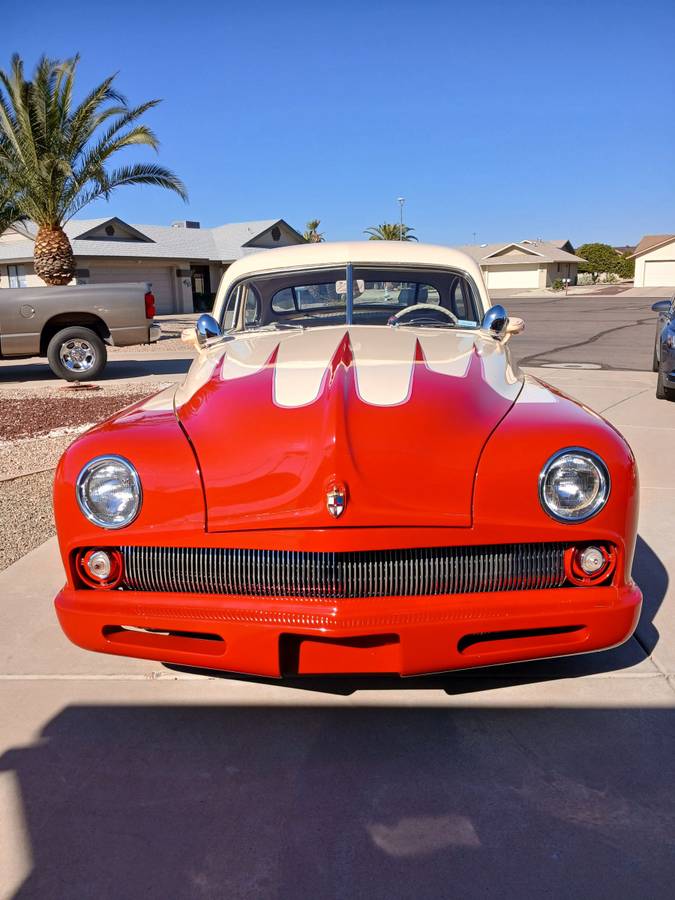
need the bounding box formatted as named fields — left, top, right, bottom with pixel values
left=539, top=449, right=610, bottom=522
left=76, top=456, right=142, bottom=529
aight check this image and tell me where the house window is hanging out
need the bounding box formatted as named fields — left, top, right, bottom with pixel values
left=557, top=263, right=561, bottom=273
left=271, top=226, right=281, bottom=242
left=105, top=224, right=116, bottom=236
left=7, top=264, right=27, bottom=288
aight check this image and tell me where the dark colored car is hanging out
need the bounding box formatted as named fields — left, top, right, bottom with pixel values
left=652, top=296, right=675, bottom=401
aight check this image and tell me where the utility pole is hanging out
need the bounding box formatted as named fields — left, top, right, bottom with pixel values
left=397, top=197, right=405, bottom=241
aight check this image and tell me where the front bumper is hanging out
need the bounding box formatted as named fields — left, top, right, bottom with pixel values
left=55, top=583, right=642, bottom=677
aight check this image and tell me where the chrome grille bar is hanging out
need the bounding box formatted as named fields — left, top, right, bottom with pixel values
left=120, top=543, right=568, bottom=598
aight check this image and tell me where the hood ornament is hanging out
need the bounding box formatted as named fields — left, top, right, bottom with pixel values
left=326, top=484, right=347, bottom=518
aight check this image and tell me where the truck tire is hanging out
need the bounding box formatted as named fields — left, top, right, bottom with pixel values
left=653, top=329, right=660, bottom=372
left=47, top=327, right=107, bottom=382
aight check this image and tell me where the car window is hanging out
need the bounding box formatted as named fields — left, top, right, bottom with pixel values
left=450, top=277, right=470, bottom=319
left=352, top=281, right=440, bottom=306
left=243, top=285, right=261, bottom=326
left=222, top=286, right=240, bottom=330
left=272, top=282, right=345, bottom=313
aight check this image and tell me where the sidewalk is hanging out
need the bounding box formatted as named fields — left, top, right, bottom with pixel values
left=1, top=366, right=674, bottom=898
left=490, top=284, right=673, bottom=300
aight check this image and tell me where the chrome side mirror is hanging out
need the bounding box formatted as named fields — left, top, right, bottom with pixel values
left=481, top=304, right=508, bottom=338
left=196, top=313, right=222, bottom=347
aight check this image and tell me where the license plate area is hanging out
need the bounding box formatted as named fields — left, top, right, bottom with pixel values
left=279, top=633, right=401, bottom=676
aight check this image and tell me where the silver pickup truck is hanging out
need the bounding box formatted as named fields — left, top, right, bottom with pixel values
left=0, top=283, right=160, bottom=380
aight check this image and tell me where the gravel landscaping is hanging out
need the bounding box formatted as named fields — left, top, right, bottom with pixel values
left=0, top=385, right=168, bottom=571
left=0, top=468, right=56, bottom=571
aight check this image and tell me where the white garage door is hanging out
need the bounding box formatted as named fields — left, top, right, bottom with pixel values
left=644, top=260, right=675, bottom=287
left=85, top=265, right=176, bottom=313
left=485, top=265, right=540, bottom=290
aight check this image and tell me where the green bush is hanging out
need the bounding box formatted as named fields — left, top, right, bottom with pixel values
left=552, top=279, right=565, bottom=291
left=577, top=242, right=634, bottom=282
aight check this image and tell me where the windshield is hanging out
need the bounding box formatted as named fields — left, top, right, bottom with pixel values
left=222, top=266, right=480, bottom=331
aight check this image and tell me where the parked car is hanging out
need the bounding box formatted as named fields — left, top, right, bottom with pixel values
left=53, top=242, right=641, bottom=678
left=652, top=296, right=675, bottom=401
left=0, top=283, right=160, bottom=380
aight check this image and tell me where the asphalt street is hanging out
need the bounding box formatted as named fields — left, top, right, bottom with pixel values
left=506, top=292, right=661, bottom=371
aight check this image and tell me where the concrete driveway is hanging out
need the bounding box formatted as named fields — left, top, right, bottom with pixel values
left=1, top=366, right=674, bottom=899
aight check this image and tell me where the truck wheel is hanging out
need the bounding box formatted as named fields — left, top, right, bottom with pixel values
left=652, top=341, right=660, bottom=372
left=47, top=327, right=107, bottom=382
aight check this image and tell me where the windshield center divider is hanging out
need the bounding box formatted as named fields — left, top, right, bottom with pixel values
left=346, top=262, right=354, bottom=325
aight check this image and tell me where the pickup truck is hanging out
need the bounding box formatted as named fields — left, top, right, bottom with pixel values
left=0, top=283, right=160, bottom=380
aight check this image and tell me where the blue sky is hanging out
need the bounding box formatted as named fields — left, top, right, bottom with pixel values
left=3, top=0, right=674, bottom=246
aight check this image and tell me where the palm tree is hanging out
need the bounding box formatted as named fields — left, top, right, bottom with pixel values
left=303, top=218, right=324, bottom=242
left=0, top=54, right=187, bottom=284
left=364, top=223, right=418, bottom=241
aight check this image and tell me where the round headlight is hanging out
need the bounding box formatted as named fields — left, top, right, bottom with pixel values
left=76, top=456, right=142, bottom=529
left=539, top=449, right=609, bottom=522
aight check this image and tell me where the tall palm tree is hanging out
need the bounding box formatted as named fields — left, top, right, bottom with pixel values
left=0, top=54, right=187, bottom=284
left=364, top=223, right=418, bottom=241
left=303, top=218, right=324, bottom=242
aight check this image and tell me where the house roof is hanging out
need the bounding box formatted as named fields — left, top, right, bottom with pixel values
left=629, top=234, right=675, bottom=258
left=0, top=217, right=304, bottom=264
left=457, top=239, right=584, bottom=267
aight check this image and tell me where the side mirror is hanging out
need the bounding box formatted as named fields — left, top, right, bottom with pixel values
left=195, top=313, right=222, bottom=347
left=652, top=300, right=671, bottom=313
left=481, top=304, right=508, bottom=338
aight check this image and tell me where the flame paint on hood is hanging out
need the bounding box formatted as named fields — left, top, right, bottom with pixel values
left=176, top=326, right=523, bottom=531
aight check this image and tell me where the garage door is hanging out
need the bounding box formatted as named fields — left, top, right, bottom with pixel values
left=485, top=265, right=540, bottom=290
left=85, top=265, right=176, bottom=313
left=644, top=260, right=675, bottom=287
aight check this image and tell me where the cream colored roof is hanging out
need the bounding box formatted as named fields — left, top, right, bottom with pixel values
left=213, top=241, right=490, bottom=315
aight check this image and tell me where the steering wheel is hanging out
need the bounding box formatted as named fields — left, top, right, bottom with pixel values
left=388, top=303, right=459, bottom=327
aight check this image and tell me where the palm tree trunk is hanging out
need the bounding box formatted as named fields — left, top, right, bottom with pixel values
left=34, top=225, right=75, bottom=285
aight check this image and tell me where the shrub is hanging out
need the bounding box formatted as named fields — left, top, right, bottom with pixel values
left=552, top=279, right=565, bottom=291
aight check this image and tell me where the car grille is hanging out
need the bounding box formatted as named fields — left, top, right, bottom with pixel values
left=120, top=543, right=568, bottom=599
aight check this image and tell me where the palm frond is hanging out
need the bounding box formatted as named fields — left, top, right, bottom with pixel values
left=0, top=53, right=187, bottom=230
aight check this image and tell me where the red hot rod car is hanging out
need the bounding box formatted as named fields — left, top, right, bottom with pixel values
left=53, top=242, right=641, bottom=677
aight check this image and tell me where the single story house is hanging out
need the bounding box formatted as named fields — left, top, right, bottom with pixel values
left=0, top=217, right=305, bottom=313
left=630, top=235, right=675, bottom=288
left=458, top=239, right=584, bottom=290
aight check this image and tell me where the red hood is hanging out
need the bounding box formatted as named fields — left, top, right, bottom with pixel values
left=176, top=326, right=522, bottom=531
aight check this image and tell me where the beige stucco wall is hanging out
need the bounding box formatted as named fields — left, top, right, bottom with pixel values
left=634, top=240, right=675, bottom=287
left=0, top=262, right=43, bottom=288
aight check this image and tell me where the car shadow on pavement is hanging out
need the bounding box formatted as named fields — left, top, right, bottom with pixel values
left=0, top=356, right=192, bottom=383
left=2, top=703, right=675, bottom=899
left=164, top=533, right=667, bottom=697
left=632, top=534, right=667, bottom=655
